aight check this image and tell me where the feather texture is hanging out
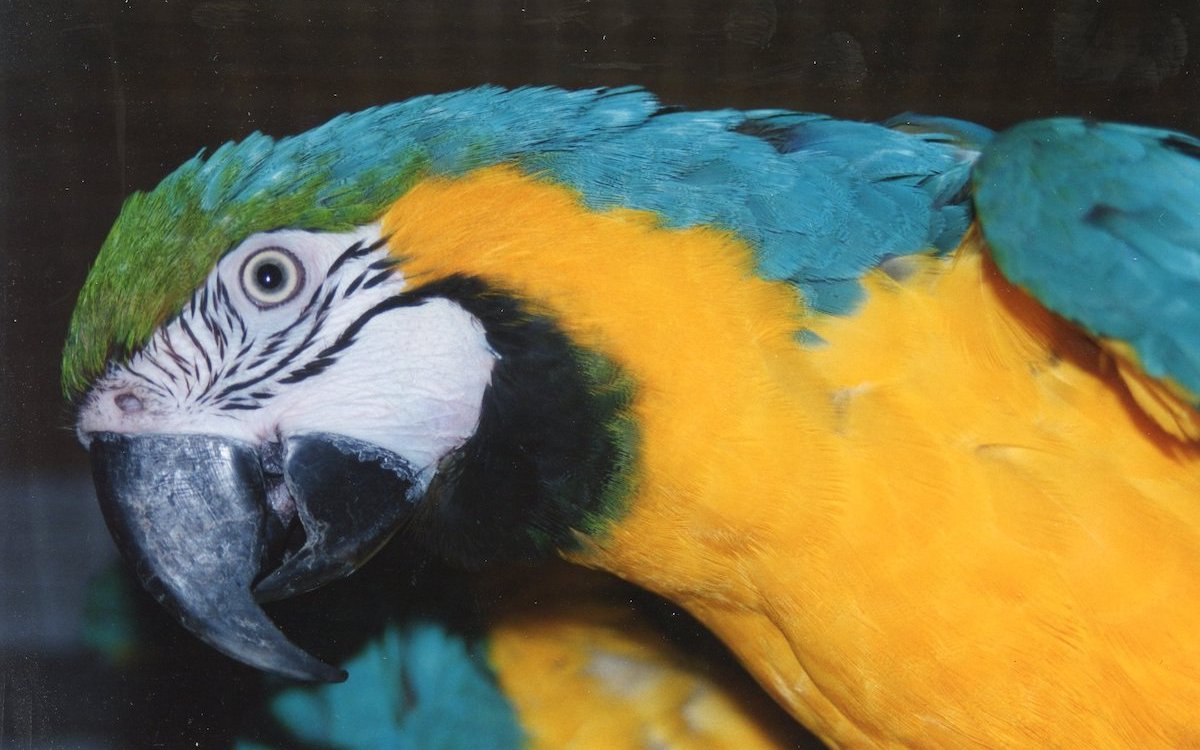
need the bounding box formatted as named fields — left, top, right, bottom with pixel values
left=974, top=119, right=1200, bottom=413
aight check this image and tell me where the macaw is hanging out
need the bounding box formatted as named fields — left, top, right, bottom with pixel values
left=64, top=86, right=1200, bottom=748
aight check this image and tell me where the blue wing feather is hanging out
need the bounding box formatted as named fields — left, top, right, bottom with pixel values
left=973, top=118, right=1200, bottom=402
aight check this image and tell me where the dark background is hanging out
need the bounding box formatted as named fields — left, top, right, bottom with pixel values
left=2, top=1, right=1199, bottom=747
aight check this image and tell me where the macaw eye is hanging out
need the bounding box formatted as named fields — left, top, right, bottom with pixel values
left=240, top=247, right=304, bottom=308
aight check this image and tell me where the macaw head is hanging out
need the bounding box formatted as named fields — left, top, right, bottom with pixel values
left=64, top=87, right=643, bottom=681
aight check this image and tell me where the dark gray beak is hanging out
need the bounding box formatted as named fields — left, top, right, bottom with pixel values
left=89, top=431, right=419, bottom=682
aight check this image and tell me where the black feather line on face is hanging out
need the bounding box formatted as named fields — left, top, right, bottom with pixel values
left=326, top=235, right=390, bottom=277
left=391, top=275, right=638, bottom=569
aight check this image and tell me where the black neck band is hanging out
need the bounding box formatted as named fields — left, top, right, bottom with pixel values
left=394, top=275, right=636, bottom=568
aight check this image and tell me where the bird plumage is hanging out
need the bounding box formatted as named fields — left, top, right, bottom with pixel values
left=974, top=118, right=1200, bottom=436
left=66, top=86, right=1200, bottom=748
left=375, top=164, right=1200, bottom=746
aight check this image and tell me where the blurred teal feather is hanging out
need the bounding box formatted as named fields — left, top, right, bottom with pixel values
left=81, top=564, right=140, bottom=662
left=241, top=623, right=523, bottom=750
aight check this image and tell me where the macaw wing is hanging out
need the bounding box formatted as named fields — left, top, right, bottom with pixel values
left=973, top=118, right=1200, bottom=439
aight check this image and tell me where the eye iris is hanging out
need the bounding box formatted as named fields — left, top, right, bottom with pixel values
left=255, top=261, right=285, bottom=291
left=240, top=246, right=303, bottom=308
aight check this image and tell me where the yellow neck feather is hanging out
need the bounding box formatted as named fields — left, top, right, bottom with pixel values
left=381, top=165, right=848, bottom=586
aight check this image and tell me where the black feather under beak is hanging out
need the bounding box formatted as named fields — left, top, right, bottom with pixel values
left=89, top=431, right=419, bottom=682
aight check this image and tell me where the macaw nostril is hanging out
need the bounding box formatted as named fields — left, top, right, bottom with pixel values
left=114, top=392, right=144, bottom=413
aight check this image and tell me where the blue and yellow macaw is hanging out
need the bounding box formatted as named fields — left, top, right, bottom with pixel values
left=64, top=86, right=1200, bottom=748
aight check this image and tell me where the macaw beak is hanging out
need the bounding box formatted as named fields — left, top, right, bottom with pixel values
left=89, top=431, right=420, bottom=682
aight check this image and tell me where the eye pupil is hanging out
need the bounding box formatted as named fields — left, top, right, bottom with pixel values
left=255, top=262, right=285, bottom=290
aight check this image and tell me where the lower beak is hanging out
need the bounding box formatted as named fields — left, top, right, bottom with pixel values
left=89, top=431, right=419, bottom=682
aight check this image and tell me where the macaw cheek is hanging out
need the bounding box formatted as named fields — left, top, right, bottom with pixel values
left=251, top=432, right=421, bottom=602
left=89, top=432, right=345, bottom=683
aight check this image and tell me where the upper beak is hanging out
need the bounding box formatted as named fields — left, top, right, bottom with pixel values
left=89, top=431, right=420, bottom=682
